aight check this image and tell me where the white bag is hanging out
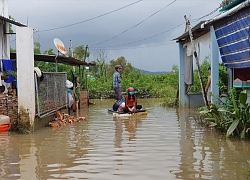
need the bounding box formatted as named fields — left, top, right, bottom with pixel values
left=66, top=80, right=73, bottom=88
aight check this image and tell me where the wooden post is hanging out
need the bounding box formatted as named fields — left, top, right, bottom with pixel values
left=184, top=15, right=208, bottom=106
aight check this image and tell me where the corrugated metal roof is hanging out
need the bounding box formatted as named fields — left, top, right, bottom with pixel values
left=173, top=21, right=209, bottom=43
left=205, top=0, right=250, bottom=26
left=10, top=52, right=96, bottom=67
left=0, top=15, right=27, bottom=27
left=174, top=0, right=250, bottom=43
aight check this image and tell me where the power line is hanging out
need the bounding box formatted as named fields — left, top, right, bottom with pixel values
left=89, top=6, right=220, bottom=50
left=91, top=0, right=177, bottom=46
left=90, top=42, right=175, bottom=51
left=90, top=22, right=184, bottom=49
left=9, top=2, right=220, bottom=54
left=37, top=0, right=142, bottom=32
left=193, top=6, right=221, bottom=22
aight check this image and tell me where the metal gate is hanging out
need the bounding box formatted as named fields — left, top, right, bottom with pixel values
left=35, top=72, right=67, bottom=117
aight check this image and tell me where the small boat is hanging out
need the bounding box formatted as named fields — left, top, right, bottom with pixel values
left=0, top=115, right=11, bottom=132
left=108, top=108, right=148, bottom=117
left=0, top=123, right=11, bottom=132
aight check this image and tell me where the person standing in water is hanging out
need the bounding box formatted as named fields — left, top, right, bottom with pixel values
left=73, top=76, right=81, bottom=116
left=205, top=67, right=211, bottom=106
left=113, top=65, right=122, bottom=102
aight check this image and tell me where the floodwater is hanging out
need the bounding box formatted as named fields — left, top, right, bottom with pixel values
left=1, top=98, right=250, bottom=180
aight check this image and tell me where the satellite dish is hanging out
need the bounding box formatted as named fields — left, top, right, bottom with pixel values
left=53, top=38, right=67, bottom=55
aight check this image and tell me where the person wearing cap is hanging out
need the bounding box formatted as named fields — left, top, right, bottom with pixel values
left=113, top=65, right=123, bottom=101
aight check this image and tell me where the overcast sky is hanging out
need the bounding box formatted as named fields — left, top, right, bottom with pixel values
left=8, top=0, right=222, bottom=72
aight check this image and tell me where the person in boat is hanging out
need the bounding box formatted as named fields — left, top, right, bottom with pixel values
left=113, top=65, right=122, bottom=102
left=123, top=87, right=142, bottom=113
left=118, top=102, right=125, bottom=112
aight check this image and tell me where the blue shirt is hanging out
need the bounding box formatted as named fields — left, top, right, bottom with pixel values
left=113, top=71, right=121, bottom=88
left=67, top=88, right=72, bottom=94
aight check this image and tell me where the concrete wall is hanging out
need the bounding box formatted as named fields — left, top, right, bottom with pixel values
left=16, top=27, right=35, bottom=131
left=80, top=90, right=88, bottom=108
left=34, top=108, right=68, bottom=131
left=188, top=93, right=204, bottom=108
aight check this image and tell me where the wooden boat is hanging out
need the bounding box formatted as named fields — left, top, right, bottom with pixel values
left=108, top=108, right=148, bottom=117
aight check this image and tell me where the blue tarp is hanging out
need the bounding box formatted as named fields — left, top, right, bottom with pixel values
left=213, top=6, right=250, bottom=68
left=2, top=59, right=15, bottom=83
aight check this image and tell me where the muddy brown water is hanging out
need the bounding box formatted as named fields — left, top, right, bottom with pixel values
left=0, top=98, right=250, bottom=180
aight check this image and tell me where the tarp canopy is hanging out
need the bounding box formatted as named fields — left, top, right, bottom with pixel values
left=213, top=6, right=250, bottom=68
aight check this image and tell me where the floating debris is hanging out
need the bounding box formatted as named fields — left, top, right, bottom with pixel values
left=48, top=111, right=87, bottom=128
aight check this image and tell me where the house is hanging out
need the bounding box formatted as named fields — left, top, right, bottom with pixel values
left=175, top=0, right=250, bottom=108
left=0, top=0, right=95, bottom=132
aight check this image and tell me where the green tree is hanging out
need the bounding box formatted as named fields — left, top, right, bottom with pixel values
left=96, top=59, right=106, bottom=80
left=74, top=45, right=89, bottom=61
left=8, top=15, right=14, bottom=33
left=72, top=45, right=89, bottom=88
left=10, top=47, right=16, bottom=53
left=191, top=56, right=211, bottom=92
left=107, top=56, right=134, bottom=77
left=91, top=49, right=108, bottom=80
left=219, top=63, right=228, bottom=93
left=43, top=48, right=55, bottom=55
left=190, top=56, right=228, bottom=94
left=34, top=42, right=41, bottom=54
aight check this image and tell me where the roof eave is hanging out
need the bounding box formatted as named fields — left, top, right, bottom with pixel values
left=205, top=0, right=250, bottom=26
left=173, top=20, right=209, bottom=43
left=10, top=53, right=96, bottom=67
left=0, top=16, right=27, bottom=27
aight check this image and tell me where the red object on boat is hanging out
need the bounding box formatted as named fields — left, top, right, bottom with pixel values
left=0, top=123, right=11, bottom=132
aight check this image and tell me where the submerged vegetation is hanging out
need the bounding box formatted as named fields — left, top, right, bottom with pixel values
left=199, top=89, right=250, bottom=139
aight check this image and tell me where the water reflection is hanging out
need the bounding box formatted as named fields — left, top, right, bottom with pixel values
left=174, top=108, right=250, bottom=180
left=0, top=132, right=21, bottom=179
left=113, top=115, right=148, bottom=175
left=114, top=115, right=147, bottom=143
left=0, top=99, right=250, bottom=179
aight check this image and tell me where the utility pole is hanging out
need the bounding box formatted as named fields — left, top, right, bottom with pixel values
left=184, top=15, right=208, bottom=106
left=70, top=40, right=74, bottom=57
left=83, top=45, right=88, bottom=62
left=70, top=40, right=75, bottom=72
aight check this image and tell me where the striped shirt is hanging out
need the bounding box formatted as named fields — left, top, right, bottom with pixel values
left=113, top=71, right=121, bottom=88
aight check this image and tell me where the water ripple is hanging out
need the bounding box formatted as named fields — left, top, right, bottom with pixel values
left=0, top=99, right=250, bottom=179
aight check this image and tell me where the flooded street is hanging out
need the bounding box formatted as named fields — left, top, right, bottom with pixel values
left=1, top=98, right=250, bottom=180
